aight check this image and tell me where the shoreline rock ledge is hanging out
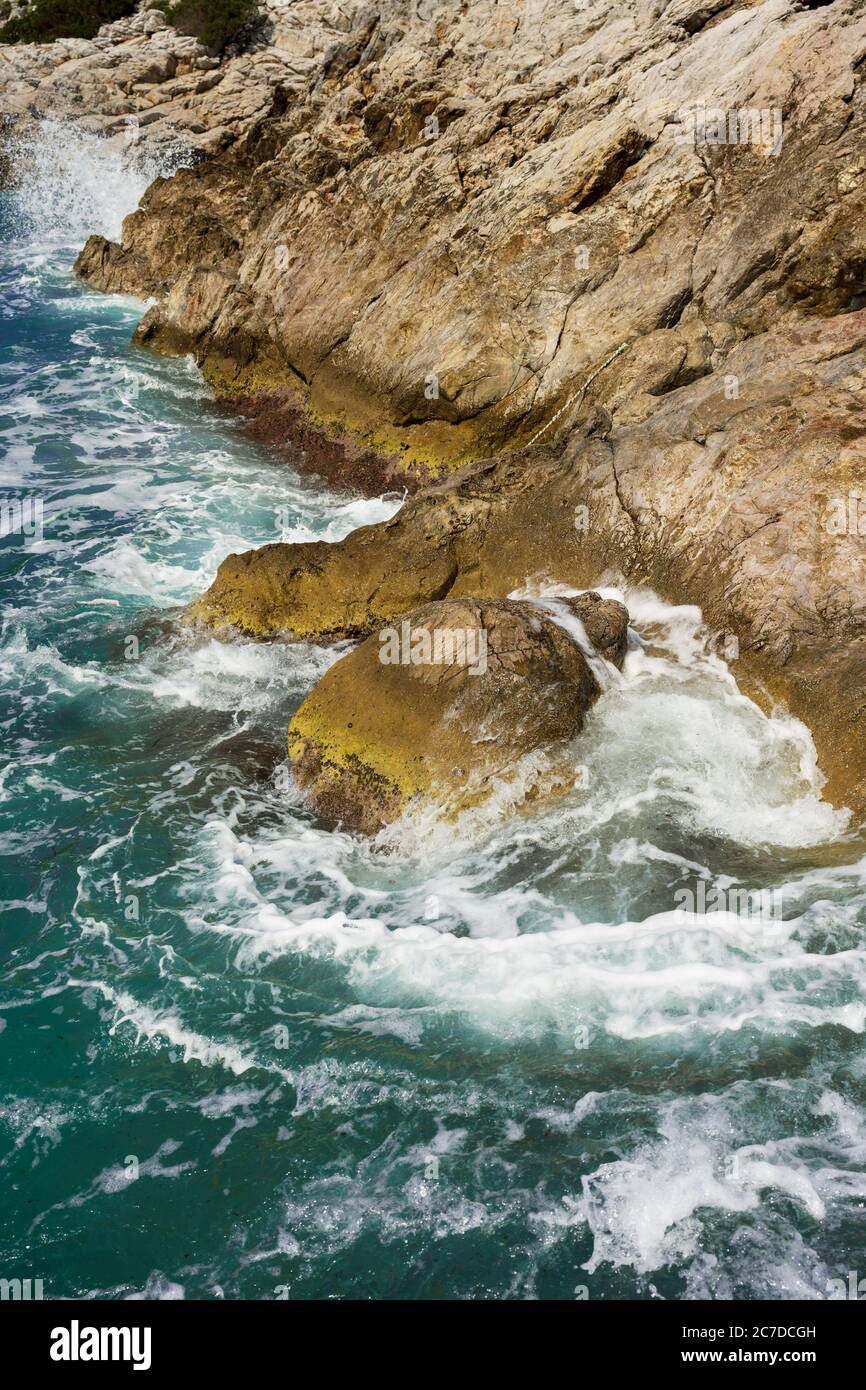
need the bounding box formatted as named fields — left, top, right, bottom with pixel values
left=287, top=594, right=629, bottom=834
left=6, top=0, right=865, bottom=815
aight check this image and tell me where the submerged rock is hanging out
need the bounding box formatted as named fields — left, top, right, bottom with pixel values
left=561, top=592, right=630, bottom=672
left=287, top=596, right=626, bottom=834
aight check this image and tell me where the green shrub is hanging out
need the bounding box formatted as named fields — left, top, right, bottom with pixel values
left=0, top=0, right=258, bottom=52
left=163, top=0, right=256, bottom=54
left=0, top=0, right=137, bottom=43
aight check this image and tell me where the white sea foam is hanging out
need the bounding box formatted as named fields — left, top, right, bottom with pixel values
left=148, top=582, right=866, bottom=1091
left=508, top=583, right=849, bottom=849
left=9, top=118, right=189, bottom=246
left=222, top=903, right=866, bottom=1045
left=78, top=981, right=295, bottom=1081
left=0, top=625, right=111, bottom=697
left=564, top=1084, right=866, bottom=1293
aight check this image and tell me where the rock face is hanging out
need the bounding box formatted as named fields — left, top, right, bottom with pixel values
left=288, top=595, right=627, bottom=833
left=0, top=2, right=369, bottom=167
left=68, top=0, right=866, bottom=487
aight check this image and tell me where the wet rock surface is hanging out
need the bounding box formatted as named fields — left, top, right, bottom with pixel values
left=287, top=595, right=618, bottom=834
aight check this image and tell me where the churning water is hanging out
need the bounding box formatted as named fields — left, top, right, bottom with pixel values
left=2, top=124, right=866, bottom=1301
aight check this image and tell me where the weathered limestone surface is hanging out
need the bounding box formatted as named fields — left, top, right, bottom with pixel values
left=66, top=0, right=866, bottom=482
left=0, top=2, right=368, bottom=163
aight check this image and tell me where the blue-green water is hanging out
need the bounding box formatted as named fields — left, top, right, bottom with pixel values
left=3, top=127, right=866, bottom=1301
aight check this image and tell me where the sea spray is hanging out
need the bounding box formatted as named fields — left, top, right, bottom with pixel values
left=6, top=117, right=190, bottom=245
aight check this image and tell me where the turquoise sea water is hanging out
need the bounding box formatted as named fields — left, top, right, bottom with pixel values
left=2, top=126, right=866, bottom=1301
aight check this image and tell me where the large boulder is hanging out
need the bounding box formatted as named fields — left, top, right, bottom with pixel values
left=287, top=594, right=628, bottom=834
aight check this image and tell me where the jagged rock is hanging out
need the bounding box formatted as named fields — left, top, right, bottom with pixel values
left=0, top=2, right=346, bottom=166
left=288, top=596, right=621, bottom=834
left=65, top=0, right=866, bottom=488
left=562, top=592, right=630, bottom=671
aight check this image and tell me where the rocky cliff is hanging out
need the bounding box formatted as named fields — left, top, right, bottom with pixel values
left=67, top=0, right=866, bottom=473
left=4, top=0, right=866, bottom=818
left=0, top=3, right=369, bottom=160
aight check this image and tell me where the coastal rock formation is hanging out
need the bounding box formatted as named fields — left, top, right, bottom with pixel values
left=67, top=0, right=866, bottom=484
left=0, top=2, right=373, bottom=164
left=195, top=311, right=866, bottom=814
left=6, top=1, right=865, bottom=815
left=287, top=595, right=625, bottom=833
